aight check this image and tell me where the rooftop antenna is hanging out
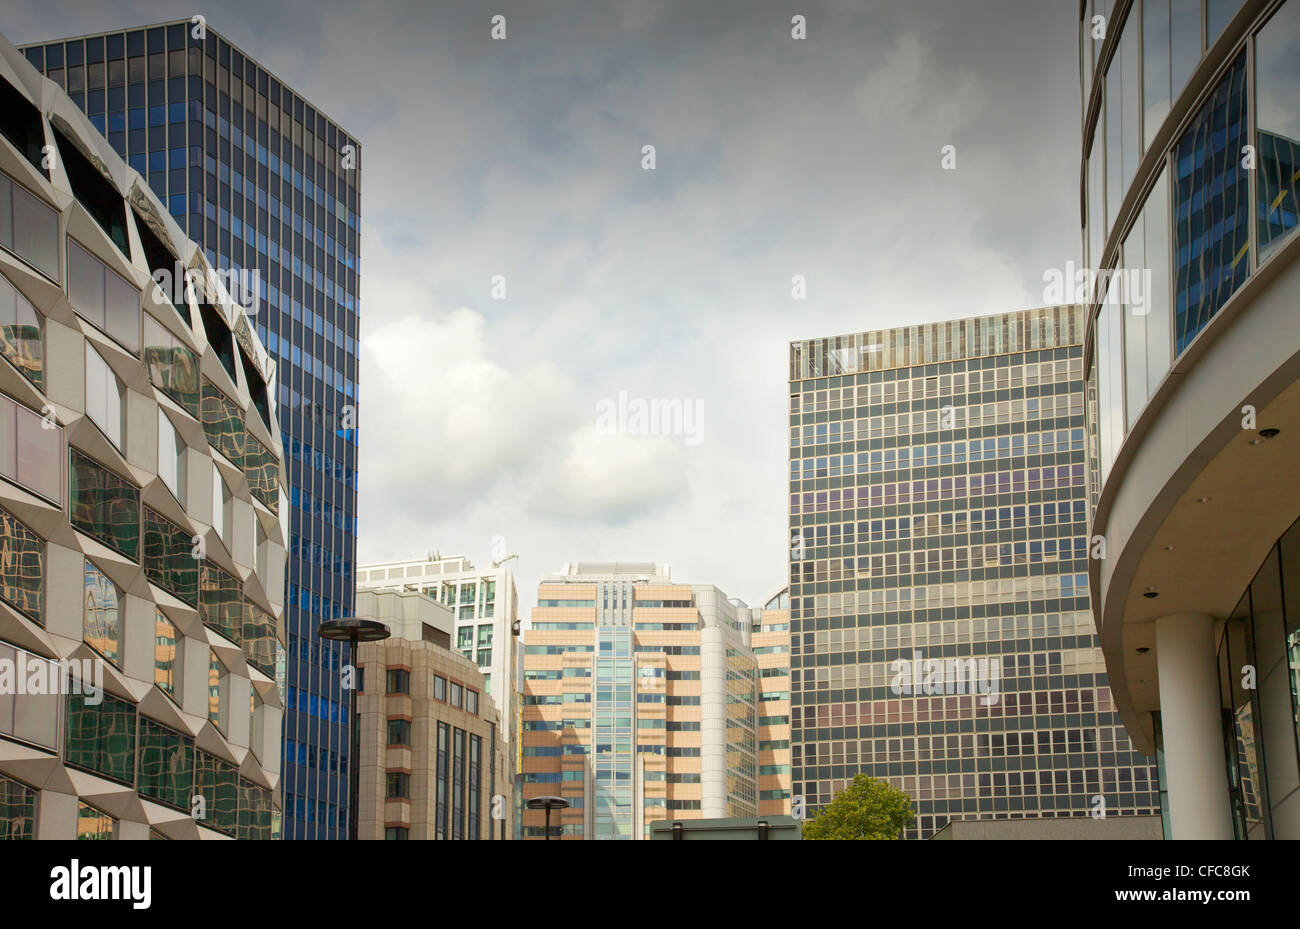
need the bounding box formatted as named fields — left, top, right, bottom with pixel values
left=492, top=553, right=519, bottom=568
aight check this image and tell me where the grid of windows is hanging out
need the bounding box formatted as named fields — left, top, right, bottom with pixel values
left=788, top=309, right=1159, bottom=838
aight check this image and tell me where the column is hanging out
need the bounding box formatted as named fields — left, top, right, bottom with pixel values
left=1154, top=613, right=1235, bottom=839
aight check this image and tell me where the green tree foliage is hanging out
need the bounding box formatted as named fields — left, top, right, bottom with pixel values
left=801, top=774, right=915, bottom=840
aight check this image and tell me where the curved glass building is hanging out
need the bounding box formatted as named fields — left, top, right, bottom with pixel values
left=1081, top=0, right=1300, bottom=838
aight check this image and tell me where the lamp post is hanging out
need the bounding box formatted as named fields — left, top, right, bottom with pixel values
left=317, top=618, right=390, bottom=841
left=526, top=795, right=570, bottom=840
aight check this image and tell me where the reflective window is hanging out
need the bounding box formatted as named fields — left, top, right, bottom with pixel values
left=157, top=409, right=186, bottom=504
left=1220, top=589, right=1266, bottom=837
left=83, top=560, right=121, bottom=666
left=0, top=775, right=37, bottom=839
left=1120, top=16, right=1140, bottom=194
left=0, top=643, right=58, bottom=748
left=244, top=433, right=278, bottom=512
left=1207, top=0, right=1246, bottom=46
left=243, top=601, right=276, bottom=678
left=0, top=170, right=59, bottom=280
left=1088, top=132, right=1105, bottom=268
left=207, top=650, right=224, bottom=729
left=200, top=562, right=242, bottom=645
left=1095, top=288, right=1124, bottom=480
left=1121, top=167, right=1173, bottom=425
left=142, top=314, right=199, bottom=416
left=84, top=341, right=124, bottom=449
left=386, top=669, right=409, bottom=694
left=137, top=716, right=192, bottom=810
left=1143, top=0, right=1173, bottom=150
left=76, top=802, right=115, bottom=839
left=1170, top=0, right=1201, bottom=98
left=1106, top=61, right=1123, bottom=235
left=0, top=270, right=43, bottom=388
left=1173, top=50, right=1248, bottom=353
left=193, top=750, right=238, bottom=834
left=142, top=506, right=197, bottom=604
left=67, top=239, right=139, bottom=353
left=201, top=377, right=244, bottom=468
left=236, top=777, right=271, bottom=840
left=1255, top=0, right=1300, bottom=261
left=154, top=610, right=179, bottom=697
left=65, top=689, right=136, bottom=784
left=69, top=449, right=139, bottom=560
left=0, top=393, right=61, bottom=504
left=387, top=718, right=410, bottom=745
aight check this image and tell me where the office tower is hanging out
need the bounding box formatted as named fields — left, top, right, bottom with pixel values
left=754, top=587, right=792, bottom=816
left=19, top=21, right=362, bottom=839
left=787, top=306, right=1160, bottom=838
left=0, top=34, right=286, bottom=838
left=1080, top=0, right=1300, bottom=838
left=358, top=554, right=521, bottom=765
left=353, top=588, right=512, bottom=840
left=520, top=563, right=762, bottom=839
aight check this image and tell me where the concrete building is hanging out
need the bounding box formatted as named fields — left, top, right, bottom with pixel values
left=358, top=553, right=520, bottom=767
left=930, top=815, right=1162, bottom=841
left=1080, top=0, right=1300, bottom=839
left=520, top=563, right=769, bottom=839
left=0, top=31, right=287, bottom=839
left=18, top=21, right=363, bottom=840
left=353, top=587, right=510, bottom=839
left=788, top=306, right=1159, bottom=838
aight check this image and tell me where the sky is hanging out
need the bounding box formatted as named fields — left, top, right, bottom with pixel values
left=7, top=0, right=1084, bottom=615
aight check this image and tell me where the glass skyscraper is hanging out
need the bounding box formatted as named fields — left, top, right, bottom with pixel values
left=787, top=306, right=1159, bottom=838
left=19, top=21, right=361, bottom=839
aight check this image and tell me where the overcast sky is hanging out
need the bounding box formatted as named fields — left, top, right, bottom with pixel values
left=9, top=1, right=1083, bottom=615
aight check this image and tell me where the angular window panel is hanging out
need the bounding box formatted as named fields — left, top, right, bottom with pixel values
left=68, top=239, right=139, bottom=353
left=143, top=313, right=199, bottom=416
left=1207, top=0, right=1245, bottom=46
left=0, top=774, right=37, bottom=839
left=53, top=128, right=129, bottom=255
left=137, top=716, right=193, bottom=810
left=83, top=559, right=121, bottom=666
left=142, top=506, right=197, bottom=604
left=199, top=562, right=242, bottom=644
left=0, top=507, right=44, bottom=625
left=244, top=432, right=278, bottom=512
left=0, top=171, right=59, bottom=280
left=157, top=408, right=186, bottom=504
left=200, top=377, right=244, bottom=468
left=76, top=801, right=115, bottom=839
left=237, top=777, right=271, bottom=840
left=1173, top=51, right=1249, bottom=353
left=154, top=609, right=180, bottom=697
left=193, top=750, right=238, bottom=834
left=207, top=649, right=225, bottom=730
left=84, top=341, right=123, bottom=448
left=0, top=270, right=44, bottom=389
left=65, top=689, right=136, bottom=785
left=69, top=449, right=139, bottom=559
left=242, top=601, right=276, bottom=678
left=0, top=394, right=61, bottom=504
left=1256, top=0, right=1300, bottom=261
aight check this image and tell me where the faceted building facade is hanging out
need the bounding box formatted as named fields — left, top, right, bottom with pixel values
left=0, top=33, right=287, bottom=839
left=1081, top=0, right=1300, bottom=838
left=520, top=563, right=762, bottom=839
left=787, top=306, right=1159, bottom=838
left=18, top=21, right=362, bottom=839
left=354, top=588, right=512, bottom=840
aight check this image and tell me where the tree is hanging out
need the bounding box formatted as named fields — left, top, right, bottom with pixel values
left=801, top=774, right=915, bottom=840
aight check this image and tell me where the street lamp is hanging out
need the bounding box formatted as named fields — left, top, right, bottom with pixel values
left=526, top=795, right=570, bottom=840
left=318, top=617, right=390, bottom=841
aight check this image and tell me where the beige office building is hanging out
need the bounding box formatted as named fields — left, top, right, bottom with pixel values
left=354, top=587, right=511, bottom=840
left=521, top=563, right=787, bottom=839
